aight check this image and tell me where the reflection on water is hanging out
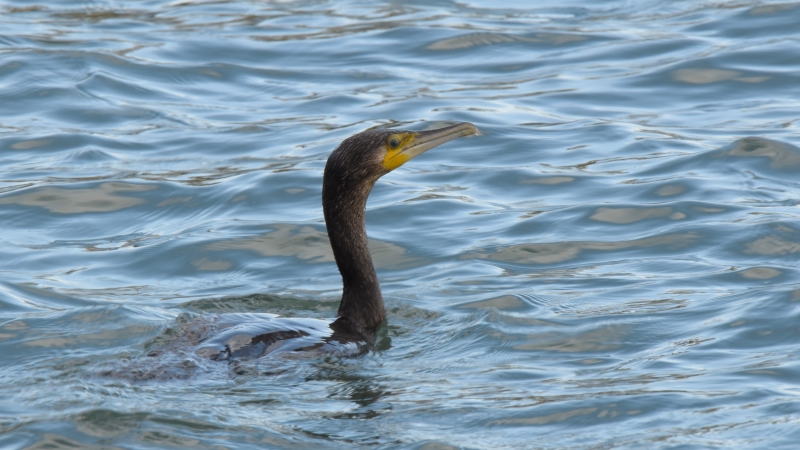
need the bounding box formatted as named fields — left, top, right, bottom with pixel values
left=2, top=0, right=800, bottom=448
left=0, top=183, right=154, bottom=213
left=207, top=224, right=416, bottom=269
left=511, top=325, right=625, bottom=353
left=590, top=206, right=674, bottom=224
left=209, top=225, right=340, bottom=263
left=746, top=234, right=800, bottom=256
left=721, top=137, right=800, bottom=168
left=738, top=267, right=781, bottom=280
left=465, top=233, right=698, bottom=265
left=672, top=68, right=770, bottom=84
left=426, top=32, right=589, bottom=51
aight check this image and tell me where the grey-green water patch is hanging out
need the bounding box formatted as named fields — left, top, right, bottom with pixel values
left=745, top=235, right=800, bottom=256
left=521, top=176, right=575, bottom=185
left=484, top=313, right=554, bottom=327
left=566, top=298, right=688, bottom=316
left=464, top=233, right=698, bottom=265
left=489, top=407, right=597, bottom=425
left=24, top=433, right=124, bottom=450
left=656, top=184, right=685, bottom=196
left=0, top=183, right=155, bottom=213
left=457, top=295, right=525, bottom=310
left=199, top=68, right=222, bottom=78
left=738, top=267, right=781, bottom=280
left=674, top=337, right=714, bottom=347
left=23, top=326, right=153, bottom=348
left=192, top=257, right=232, bottom=271
left=157, top=196, right=192, bottom=207
left=590, top=206, right=673, bottom=224
left=11, top=139, right=53, bottom=150
left=57, top=284, right=153, bottom=301
left=750, top=3, right=800, bottom=15
left=0, top=182, right=35, bottom=195
left=736, top=76, right=771, bottom=83
left=427, top=32, right=587, bottom=50
left=207, top=224, right=416, bottom=269
left=75, top=409, right=149, bottom=438
left=72, top=310, right=112, bottom=323
left=673, top=68, right=737, bottom=84
left=693, top=206, right=725, bottom=213
left=596, top=407, right=620, bottom=419
left=208, top=224, right=335, bottom=263
left=181, top=294, right=338, bottom=314
left=24, top=231, right=161, bottom=253
left=2, top=320, right=28, bottom=330
left=718, top=137, right=800, bottom=169
left=140, top=429, right=202, bottom=447
left=672, top=68, right=769, bottom=84
left=230, top=125, right=267, bottom=133
left=513, top=326, right=625, bottom=352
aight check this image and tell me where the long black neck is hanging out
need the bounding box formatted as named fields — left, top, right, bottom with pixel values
left=322, top=156, right=385, bottom=339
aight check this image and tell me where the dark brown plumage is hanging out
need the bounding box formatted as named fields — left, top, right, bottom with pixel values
left=189, top=122, right=479, bottom=360
left=323, top=123, right=478, bottom=344
left=323, top=130, right=393, bottom=343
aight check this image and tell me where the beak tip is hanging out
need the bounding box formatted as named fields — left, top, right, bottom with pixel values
left=457, top=122, right=480, bottom=137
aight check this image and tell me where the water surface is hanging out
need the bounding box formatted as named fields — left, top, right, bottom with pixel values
left=2, top=1, right=800, bottom=448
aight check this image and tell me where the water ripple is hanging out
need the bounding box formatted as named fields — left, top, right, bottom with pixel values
left=2, top=0, right=800, bottom=448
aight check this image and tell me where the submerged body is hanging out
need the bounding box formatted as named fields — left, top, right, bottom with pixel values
left=194, top=314, right=365, bottom=359
left=160, top=123, right=479, bottom=362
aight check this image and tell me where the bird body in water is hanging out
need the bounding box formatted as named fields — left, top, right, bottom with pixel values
left=190, top=122, right=479, bottom=361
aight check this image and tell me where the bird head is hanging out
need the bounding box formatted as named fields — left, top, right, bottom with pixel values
left=325, top=122, right=479, bottom=188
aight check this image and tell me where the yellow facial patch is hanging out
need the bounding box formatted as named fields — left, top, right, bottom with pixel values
left=382, top=132, right=418, bottom=171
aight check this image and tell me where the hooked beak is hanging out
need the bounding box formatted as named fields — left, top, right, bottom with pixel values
left=383, top=122, right=479, bottom=171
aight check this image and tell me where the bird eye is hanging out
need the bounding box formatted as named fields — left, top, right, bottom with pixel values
left=387, top=138, right=400, bottom=149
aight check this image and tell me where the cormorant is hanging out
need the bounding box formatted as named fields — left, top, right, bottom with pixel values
left=194, top=122, right=479, bottom=360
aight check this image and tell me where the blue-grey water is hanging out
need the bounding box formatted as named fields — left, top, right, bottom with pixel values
left=2, top=1, right=800, bottom=448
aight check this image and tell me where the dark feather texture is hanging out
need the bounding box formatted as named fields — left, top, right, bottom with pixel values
left=322, top=129, right=398, bottom=343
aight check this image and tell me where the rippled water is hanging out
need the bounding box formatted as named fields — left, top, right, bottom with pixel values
left=2, top=1, right=800, bottom=448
